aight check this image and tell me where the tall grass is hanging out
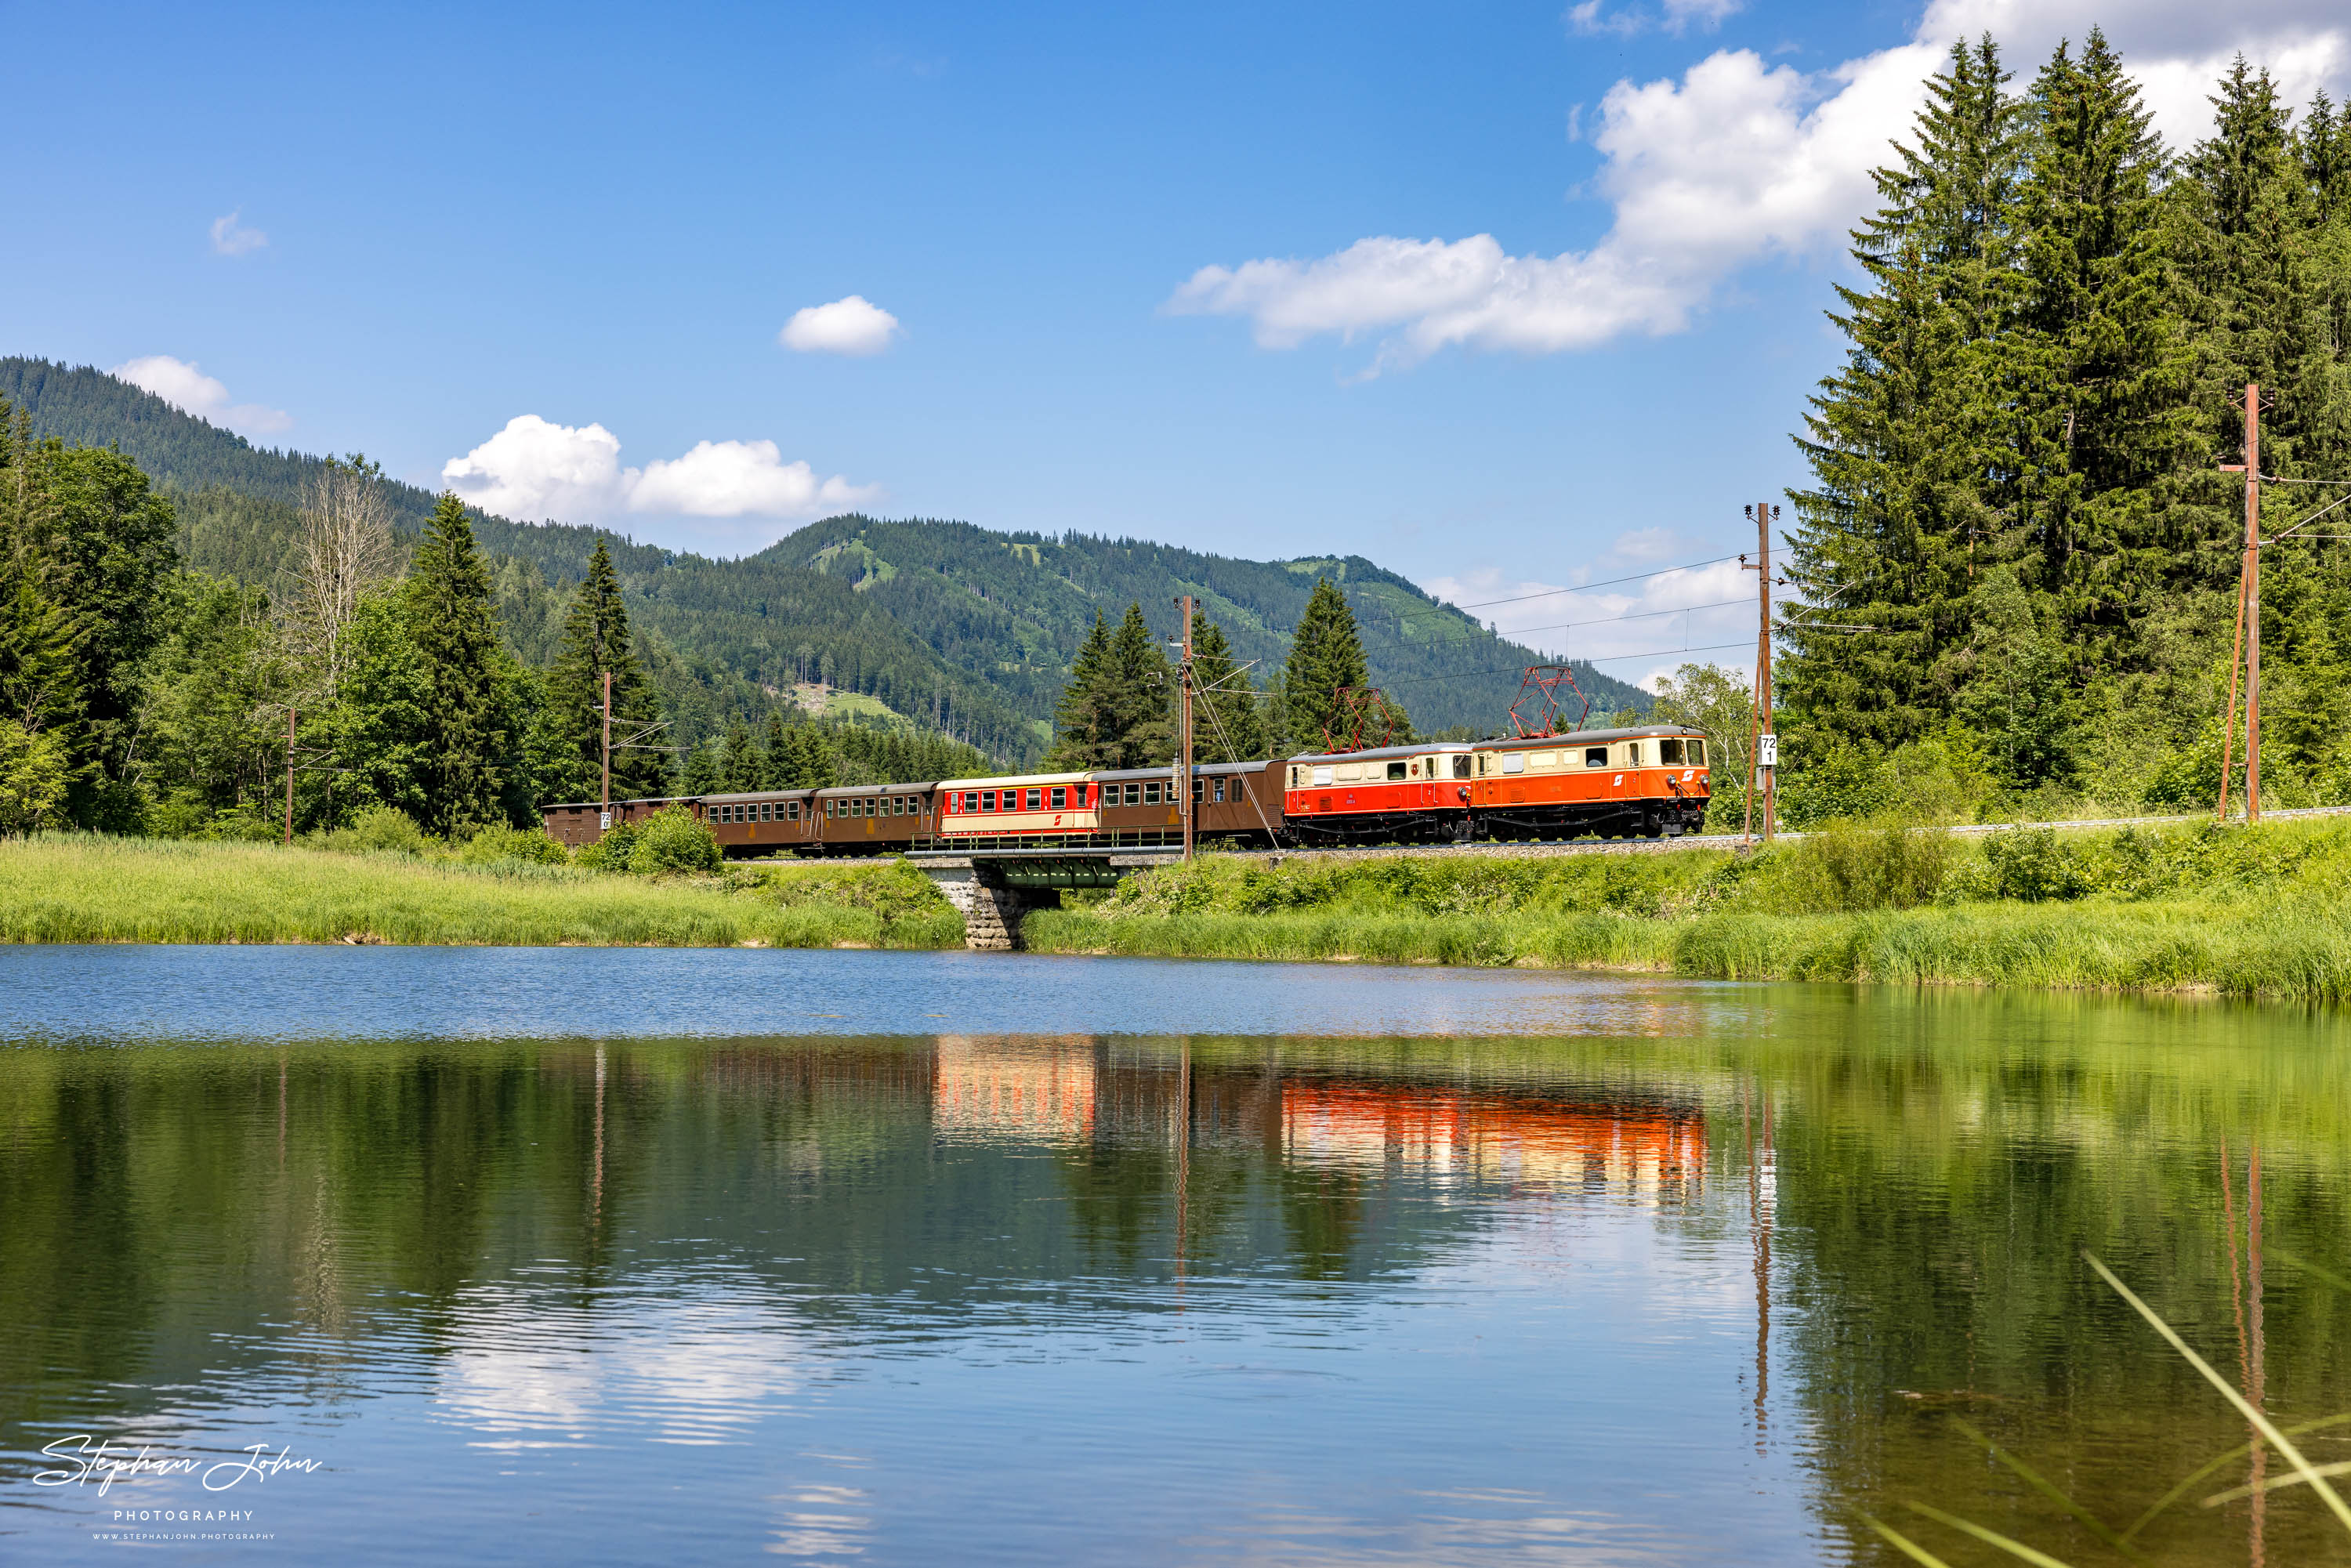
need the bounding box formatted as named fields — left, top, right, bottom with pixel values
left=1023, top=817, right=2351, bottom=1000
left=0, top=835, right=963, bottom=949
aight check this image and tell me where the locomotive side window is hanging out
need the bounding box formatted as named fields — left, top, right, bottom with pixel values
left=1386, top=762, right=1407, bottom=780
left=1502, top=754, right=1525, bottom=774
left=1660, top=738, right=1686, bottom=765
left=1627, top=743, right=1643, bottom=766
left=1313, top=766, right=1334, bottom=787
left=1454, top=755, right=1472, bottom=780
left=1585, top=747, right=1608, bottom=768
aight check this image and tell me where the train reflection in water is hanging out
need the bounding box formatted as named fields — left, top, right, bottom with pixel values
left=922, top=1036, right=1704, bottom=1202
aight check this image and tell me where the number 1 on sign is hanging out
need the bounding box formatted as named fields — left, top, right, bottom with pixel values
left=1757, top=733, right=1778, bottom=769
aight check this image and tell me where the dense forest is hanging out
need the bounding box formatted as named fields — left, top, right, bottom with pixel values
left=1763, top=34, right=2351, bottom=823
left=0, top=359, right=1646, bottom=776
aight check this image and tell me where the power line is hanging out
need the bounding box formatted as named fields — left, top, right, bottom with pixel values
left=1353, top=594, right=1756, bottom=657
left=1372, top=639, right=1762, bottom=692
left=1446, top=552, right=1745, bottom=610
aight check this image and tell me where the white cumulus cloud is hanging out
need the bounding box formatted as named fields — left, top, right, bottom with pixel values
left=111, top=355, right=292, bottom=436
left=1172, top=0, right=2351, bottom=370
left=440, top=415, right=880, bottom=552
left=208, top=209, right=267, bottom=256
left=779, top=295, right=901, bottom=356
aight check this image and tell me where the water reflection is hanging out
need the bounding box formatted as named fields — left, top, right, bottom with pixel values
left=2, top=973, right=2349, bottom=1565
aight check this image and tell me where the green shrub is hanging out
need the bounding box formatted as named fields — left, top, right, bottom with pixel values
left=627, top=806, right=722, bottom=876
left=575, top=819, right=638, bottom=871
left=1773, top=824, right=1952, bottom=913
left=339, top=806, right=430, bottom=856
left=1981, top=827, right=2098, bottom=901
left=458, top=824, right=571, bottom=867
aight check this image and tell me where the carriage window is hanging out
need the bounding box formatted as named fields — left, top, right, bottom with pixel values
left=1213, top=777, right=1226, bottom=803
left=1024, top=788, right=1042, bottom=810
left=1386, top=762, right=1407, bottom=780
left=1531, top=752, right=1556, bottom=768
left=1585, top=747, right=1609, bottom=768
left=1502, top=754, right=1525, bottom=774
left=1143, top=780, right=1161, bottom=805
left=787, top=802, right=799, bottom=820
left=1049, top=787, right=1067, bottom=810
left=1454, top=755, right=1472, bottom=780
left=1192, top=777, right=1204, bottom=801
left=1660, top=738, right=1686, bottom=765
left=1116, top=782, right=1133, bottom=805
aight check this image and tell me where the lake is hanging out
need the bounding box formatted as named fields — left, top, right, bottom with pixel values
left=2, top=947, right=2348, bottom=1565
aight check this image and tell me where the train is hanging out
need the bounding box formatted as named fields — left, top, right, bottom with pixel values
left=542, top=723, right=1712, bottom=856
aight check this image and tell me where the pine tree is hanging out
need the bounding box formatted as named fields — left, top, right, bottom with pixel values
left=1188, top=608, right=1267, bottom=760
left=405, top=493, right=515, bottom=833
left=547, top=539, right=665, bottom=802
left=759, top=712, right=792, bottom=788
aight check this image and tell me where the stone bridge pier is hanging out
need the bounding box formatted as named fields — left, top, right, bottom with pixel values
left=913, top=851, right=1179, bottom=951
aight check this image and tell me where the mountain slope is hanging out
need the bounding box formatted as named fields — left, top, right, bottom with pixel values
left=1, top=357, right=1648, bottom=761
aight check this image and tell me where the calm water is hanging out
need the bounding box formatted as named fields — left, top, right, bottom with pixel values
left=3, top=950, right=2349, bottom=1565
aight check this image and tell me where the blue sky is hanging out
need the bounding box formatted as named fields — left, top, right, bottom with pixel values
left=5, top=0, right=2344, bottom=684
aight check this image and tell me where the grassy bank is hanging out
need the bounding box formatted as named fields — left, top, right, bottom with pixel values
left=1025, top=817, right=2351, bottom=1001
left=0, top=835, right=965, bottom=949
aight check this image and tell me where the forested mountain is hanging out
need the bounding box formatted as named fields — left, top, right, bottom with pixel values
left=0, top=357, right=1645, bottom=764
left=1779, top=36, right=2351, bottom=818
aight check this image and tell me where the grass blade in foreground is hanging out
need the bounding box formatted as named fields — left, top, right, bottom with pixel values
left=2082, top=1250, right=2351, bottom=1536
left=1946, top=1418, right=2143, bottom=1561
left=1901, top=1501, right=2079, bottom=1566
left=1858, top=1514, right=1961, bottom=1568
left=2122, top=1413, right=2351, bottom=1541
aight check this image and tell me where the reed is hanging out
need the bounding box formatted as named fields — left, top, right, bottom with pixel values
left=0, top=835, right=963, bottom=950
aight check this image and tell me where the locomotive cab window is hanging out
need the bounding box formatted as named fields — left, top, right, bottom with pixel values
left=1660, top=738, right=1686, bottom=765
left=1454, top=755, right=1472, bottom=780
left=1688, top=739, right=1707, bottom=766
left=1387, top=762, right=1407, bottom=780
left=1585, top=747, right=1608, bottom=768
left=1627, top=743, right=1643, bottom=766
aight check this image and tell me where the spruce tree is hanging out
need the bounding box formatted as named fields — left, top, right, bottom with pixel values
left=2010, top=29, right=2193, bottom=679
left=405, top=493, right=515, bottom=833
left=1103, top=603, right=1173, bottom=766
left=1045, top=610, right=1117, bottom=770
left=1784, top=38, right=2026, bottom=755
left=1188, top=607, right=1267, bottom=760
left=547, top=539, right=664, bottom=802
left=1282, top=578, right=1375, bottom=751
left=720, top=718, right=759, bottom=791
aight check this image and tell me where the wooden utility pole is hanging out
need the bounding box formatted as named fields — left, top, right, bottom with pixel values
left=2218, top=386, right=2263, bottom=823
left=283, top=708, right=297, bottom=846
left=1742, top=502, right=1779, bottom=843
left=1177, top=595, right=1196, bottom=861
left=600, top=670, right=613, bottom=824
left=2245, top=387, right=2262, bottom=824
